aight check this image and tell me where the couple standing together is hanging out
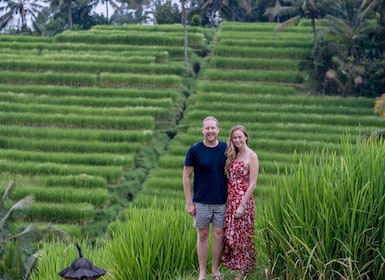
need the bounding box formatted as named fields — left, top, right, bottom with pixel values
left=183, top=116, right=259, bottom=280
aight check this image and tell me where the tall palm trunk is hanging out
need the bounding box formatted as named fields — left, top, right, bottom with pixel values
left=66, top=0, right=72, bottom=29
left=181, top=0, right=188, bottom=75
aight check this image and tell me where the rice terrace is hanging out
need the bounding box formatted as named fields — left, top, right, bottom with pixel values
left=1, top=20, right=385, bottom=279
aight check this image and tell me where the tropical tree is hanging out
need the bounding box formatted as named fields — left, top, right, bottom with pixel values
left=0, top=179, right=70, bottom=280
left=318, top=0, right=376, bottom=95
left=0, top=0, right=50, bottom=34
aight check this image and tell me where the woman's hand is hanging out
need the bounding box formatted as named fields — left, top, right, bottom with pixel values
left=235, top=204, right=245, bottom=218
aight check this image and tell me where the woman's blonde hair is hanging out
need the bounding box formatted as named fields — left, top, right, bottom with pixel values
left=225, top=125, right=249, bottom=175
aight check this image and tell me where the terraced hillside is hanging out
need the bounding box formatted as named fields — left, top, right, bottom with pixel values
left=0, top=25, right=209, bottom=236
left=139, top=21, right=384, bottom=210
left=1, top=22, right=383, bottom=239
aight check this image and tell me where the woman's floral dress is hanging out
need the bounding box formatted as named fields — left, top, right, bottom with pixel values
left=222, top=159, right=256, bottom=271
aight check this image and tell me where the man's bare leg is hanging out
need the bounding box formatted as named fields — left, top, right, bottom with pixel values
left=211, top=226, right=224, bottom=277
left=197, top=227, right=210, bottom=279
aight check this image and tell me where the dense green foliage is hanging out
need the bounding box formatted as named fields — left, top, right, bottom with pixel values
left=264, top=136, right=385, bottom=279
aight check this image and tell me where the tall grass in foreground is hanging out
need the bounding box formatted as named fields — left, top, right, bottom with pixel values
left=263, top=135, right=385, bottom=279
left=104, top=202, right=197, bottom=279
left=30, top=201, right=198, bottom=280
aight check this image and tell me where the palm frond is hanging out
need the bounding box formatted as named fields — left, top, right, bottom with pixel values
left=9, top=224, right=72, bottom=243
left=7, top=224, right=39, bottom=240
left=0, top=195, right=34, bottom=230
left=323, top=14, right=353, bottom=39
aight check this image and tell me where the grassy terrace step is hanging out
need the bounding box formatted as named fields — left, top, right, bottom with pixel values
left=0, top=92, right=174, bottom=108
left=196, top=81, right=297, bottom=95
left=0, top=160, right=122, bottom=182
left=27, top=202, right=95, bottom=224
left=192, top=100, right=373, bottom=116
left=143, top=177, right=181, bottom=191
left=0, top=111, right=154, bottom=129
left=98, top=73, right=182, bottom=88
left=0, top=149, right=134, bottom=167
left=0, top=174, right=107, bottom=189
left=0, top=71, right=182, bottom=88
left=0, top=53, right=158, bottom=64
left=211, top=45, right=310, bottom=59
left=208, top=57, right=302, bottom=70
left=0, top=59, right=184, bottom=75
left=215, top=32, right=313, bottom=41
left=0, top=102, right=172, bottom=119
left=201, top=69, right=303, bottom=83
left=0, top=35, right=53, bottom=43
left=192, top=92, right=374, bottom=108
left=54, top=30, right=204, bottom=47
left=0, top=135, right=141, bottom=153
left=0, top=85, right=180, bottom=100
left=0, top=43, right=188, bottom=60
left=214, top=38, right=313, bottom=48
left=0, top=125, right=152, bottom=142
left=0, top=71, right=97, bottom=86
left=11, top=186, right=109, bottom=206
left=218, top=21, right=312, bottom=32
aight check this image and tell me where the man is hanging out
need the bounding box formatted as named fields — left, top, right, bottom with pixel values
left=183, top=116, right=227, bottom=280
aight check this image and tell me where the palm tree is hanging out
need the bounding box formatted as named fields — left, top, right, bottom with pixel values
left=181, top=0, right=189, bottom=74
left=319, top=0, right=377, bottom=95
left=0, top=0, right=50, bottom=33
left=266, top=0, right=335, bottom=51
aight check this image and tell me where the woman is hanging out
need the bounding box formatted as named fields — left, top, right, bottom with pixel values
left=222, top=125, right=259, bottom=280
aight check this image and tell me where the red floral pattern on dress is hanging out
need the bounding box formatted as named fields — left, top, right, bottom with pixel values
left=222, top=160, right=256, bottom=271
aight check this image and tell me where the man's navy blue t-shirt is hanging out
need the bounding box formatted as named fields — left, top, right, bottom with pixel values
left=184, top=141, right=227, bottom=204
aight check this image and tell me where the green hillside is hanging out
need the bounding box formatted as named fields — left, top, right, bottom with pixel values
left=0, top=22, right=383, bottom=239
left=0, top=24, right=207, bottom=236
